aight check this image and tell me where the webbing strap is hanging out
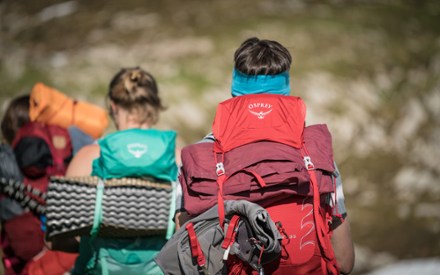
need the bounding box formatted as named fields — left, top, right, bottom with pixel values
left=216, top=174, right=226, bottom=227
left=166, top=181, right=177, bottom=240
left=186, top=222, right=206, bottom=268
left=308, top=169, right=328, bottom=252
left=221, top=215, right=241, bottom=249
left=216, top=166, right=266, bottom=228
left=303, top=147, right=339, bottom=274
left=91, top=179, right=105, bottom=238
left=242, top=169, right=266, bottom=187
left=99, top=249, right=109, bottom=275
left=215, top=152, right=226, bottom=228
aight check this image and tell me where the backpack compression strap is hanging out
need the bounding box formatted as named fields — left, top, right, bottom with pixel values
left=86, top=179, right=110, bottom=275
left=302, top=147, right=339, bottom=275
left=215, top=158, right=267, bottom=227
left=221, top=215, right=241, bottom=260
left=166, top=181, right=177, bottom=240
left=90, top=179, right=105, bottom=237
left=186, top=222, right=208, bottom=274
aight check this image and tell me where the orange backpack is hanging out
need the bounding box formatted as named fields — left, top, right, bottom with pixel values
left=29, top=82, right=109, bottom=139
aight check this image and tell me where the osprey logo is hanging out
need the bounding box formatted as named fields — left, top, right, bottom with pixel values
left=127, top=143, right=148, bottom=158
left=248, top=102, right=273, bottom=119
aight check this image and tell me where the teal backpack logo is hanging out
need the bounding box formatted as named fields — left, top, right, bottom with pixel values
left=92, top=128, right=178, bottom=182
left=127, top=143, right=148, bottom=158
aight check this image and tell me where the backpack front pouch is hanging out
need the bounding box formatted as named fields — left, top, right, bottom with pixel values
left=181, top=141, right=310, bottom=215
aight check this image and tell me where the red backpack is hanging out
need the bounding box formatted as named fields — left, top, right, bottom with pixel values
left=179, top=94, right=339, bottom=274
left=12, top=122, right=73, bottom=192
left=1, top=122, right=75, bottom=275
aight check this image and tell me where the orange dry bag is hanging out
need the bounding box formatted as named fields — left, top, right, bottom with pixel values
left=29, top=82, right=109, bottom=139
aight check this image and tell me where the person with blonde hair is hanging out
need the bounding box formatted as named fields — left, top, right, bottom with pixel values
left=51, top=67, right=177, bottom=275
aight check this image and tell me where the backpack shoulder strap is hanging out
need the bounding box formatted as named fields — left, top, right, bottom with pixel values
left=90, top=178, right=105, bottom=238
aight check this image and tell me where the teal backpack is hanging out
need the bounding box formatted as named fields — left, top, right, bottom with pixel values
left=72, top=128, right=178, bottom=275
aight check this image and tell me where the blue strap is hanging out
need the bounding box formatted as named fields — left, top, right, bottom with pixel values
left=91, top=179, right=105, bottom=238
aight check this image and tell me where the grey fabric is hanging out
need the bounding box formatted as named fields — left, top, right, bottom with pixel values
left=156, top=200, right=281, bottom=275
left=177, top=214, right=225, bottom=275
left=225, top=200, right=282, bottom=270
left=157, top=204, right=223, bottom=275
left=0, top=144, right=25, bottom=221
left=331, top=163, right=347, bottom=215
left=68, top=126, right=94, bottom=155
left=0, top=198, right=24, bottom=222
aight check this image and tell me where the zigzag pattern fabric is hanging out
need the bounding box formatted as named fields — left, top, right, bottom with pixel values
left=0, top=176, right=46, bottom=215
left=46, top=176, right=172, bottom=240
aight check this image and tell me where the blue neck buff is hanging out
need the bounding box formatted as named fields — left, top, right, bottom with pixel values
left=231, top=69, right=290, bottom=97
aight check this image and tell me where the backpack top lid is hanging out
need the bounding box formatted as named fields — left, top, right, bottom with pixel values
left=92, top=128, right=178, bottom=182
left=212, top=94, right=306, bottom=152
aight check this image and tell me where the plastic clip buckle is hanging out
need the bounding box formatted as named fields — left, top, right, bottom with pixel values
left=303, top=156, right=315, bottom=170
left=216, top=162, right=225, bottom=176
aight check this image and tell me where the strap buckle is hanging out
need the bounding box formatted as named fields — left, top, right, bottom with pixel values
left=303, top=156, right=315, bottom=170
left=216, top=162, right=225, bottom=176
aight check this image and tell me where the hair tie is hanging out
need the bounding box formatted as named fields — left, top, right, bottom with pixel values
left=130, top=71, right=142, bottom=82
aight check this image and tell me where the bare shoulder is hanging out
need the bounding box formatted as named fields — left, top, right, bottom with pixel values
left=66, top=144, right=101, bottom=177
left=175, top=147, right=182, bottom=166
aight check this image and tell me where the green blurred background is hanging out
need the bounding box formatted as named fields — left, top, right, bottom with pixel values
left=1, top=0, right=439, bottom=274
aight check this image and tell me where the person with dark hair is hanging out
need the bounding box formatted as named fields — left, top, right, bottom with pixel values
left=1, top=95, right=30, bottom=145
left=174, top=37, right=354, bottom=274
left=50, top=67, right=177, bottom=274
left=0, top=93, right=95, bottom=274
left=0, top=96, right=29, bottom=274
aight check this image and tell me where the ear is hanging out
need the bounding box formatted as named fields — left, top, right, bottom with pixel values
left=109, top=101, right=120, bottom=130
left=109, top=101, right=119, bottom=116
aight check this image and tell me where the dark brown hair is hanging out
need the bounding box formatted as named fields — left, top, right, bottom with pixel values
left=108, top=67, right=165, bottom=126
left=1, top=95, right=30, bottom=144
left=234, top=37, right=292, bottom=75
